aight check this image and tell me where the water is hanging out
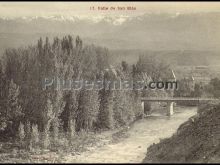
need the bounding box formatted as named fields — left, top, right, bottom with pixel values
left=64, top=106, right=198, bottom=163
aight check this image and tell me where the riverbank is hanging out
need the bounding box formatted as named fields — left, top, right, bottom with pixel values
left=0, top=106, right=197, bottom=163
left=143, top=103, right=220, bottom=163
left=62, top=106, right=197, bottom=163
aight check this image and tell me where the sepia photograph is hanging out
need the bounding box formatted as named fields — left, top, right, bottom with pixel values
left=0, top=1, right=219, bottom=163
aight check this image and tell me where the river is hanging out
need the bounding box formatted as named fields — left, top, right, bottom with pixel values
left=63, top=106, right=198, bottom=163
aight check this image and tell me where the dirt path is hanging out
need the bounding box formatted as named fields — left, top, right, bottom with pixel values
left=63, top=106, right=197, bottom=163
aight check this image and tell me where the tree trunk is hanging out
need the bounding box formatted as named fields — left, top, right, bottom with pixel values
left=52, top=119, right=59, bottom=143
left=42, top=121, right=51, bottom=149
left=68, top=118, right=75, bottom=144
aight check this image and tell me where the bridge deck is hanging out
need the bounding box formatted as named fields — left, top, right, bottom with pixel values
left=141, top=97, right=219, bottom=102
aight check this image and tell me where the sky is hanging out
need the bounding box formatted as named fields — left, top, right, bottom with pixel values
left=0, top=2, right=220, bottom=18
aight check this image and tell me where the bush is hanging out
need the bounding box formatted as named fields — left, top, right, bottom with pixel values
left=31, top=124, right=39, bottom=147
left=18, top=122, right=25, bottom=144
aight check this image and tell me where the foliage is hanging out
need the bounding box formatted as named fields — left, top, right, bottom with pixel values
left=206, top=78, right=220, bottom=98
left=0, top=35, right=171, bottom=152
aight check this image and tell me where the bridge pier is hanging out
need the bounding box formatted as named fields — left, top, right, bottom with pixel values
left=141, top=101, right=151, bottom=116
left=167, top=102, right=174, bottom=116
left=141, top=101, right=144, bottom=114
left=141, top=97, right=218, bottom=117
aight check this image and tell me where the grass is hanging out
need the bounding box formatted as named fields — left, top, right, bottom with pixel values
left=0, top=126, right=133, bottom=163
left=0, top=131, right=102, bottom=163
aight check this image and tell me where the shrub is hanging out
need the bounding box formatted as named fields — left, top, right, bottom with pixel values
left=31, top=124, right=39, bottom=147
left=18, top=122, right=25, bottom=144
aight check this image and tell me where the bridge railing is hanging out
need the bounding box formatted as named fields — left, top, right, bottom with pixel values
left=140, top=97, right=219, bottom=102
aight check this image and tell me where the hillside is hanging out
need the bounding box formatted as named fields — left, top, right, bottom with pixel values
left=143, top=102, right=220, bottom=163
left=110, top=49, right=220, bottom=67
left=0, top=12, right=220, bottom=51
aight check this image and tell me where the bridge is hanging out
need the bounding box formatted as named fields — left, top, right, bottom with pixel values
left=141, top=97, right=219, bottom=116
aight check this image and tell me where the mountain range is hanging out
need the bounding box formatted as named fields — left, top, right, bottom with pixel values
left=0, top=12, right=220, bottom=51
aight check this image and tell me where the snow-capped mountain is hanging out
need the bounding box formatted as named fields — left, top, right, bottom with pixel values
left=0, top=14, right=131, bottom=25
left=0, top=12, right=220, bottom=51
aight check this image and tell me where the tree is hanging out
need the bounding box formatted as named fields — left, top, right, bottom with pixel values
left=0, top=61, right=7, bottom=131
left=76, top=90, right=100, bottom=131
left=0, top=34, right=144, bottom=147
left=60, top=91, right=78, bottom=141
left=5, top=80, right=23, bottom=136
left=121, top=61, right=129, bottom=72
left=174, top=79, right=194, bottom=97
left=31, top=124, right=39, bottom=147
left=76, top=36, right=82, bottom=49
left=42, top=98, right=53, bottom=149
left=18, top=122, right=25, bottom=144
left=50, top=91, right=65, bottom=143
left=113, top=90, right=135, bottom=127
left=207, top=78, right=220, bottom=98
left=193, top=83, right=202, bottom=97
left=98, top=89, right=114, bottom=130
